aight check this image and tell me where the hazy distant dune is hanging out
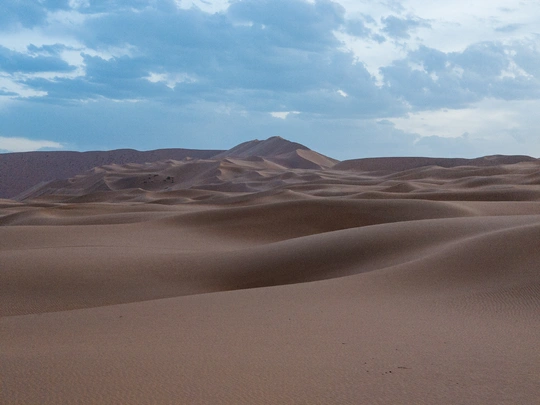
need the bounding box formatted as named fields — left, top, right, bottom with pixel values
left=0, top=148, right=222, bottom=199
left=334, top=155, right=537, bottom=172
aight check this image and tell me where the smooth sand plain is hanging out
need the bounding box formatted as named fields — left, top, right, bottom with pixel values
left=1, top=148, right=540, bottom=404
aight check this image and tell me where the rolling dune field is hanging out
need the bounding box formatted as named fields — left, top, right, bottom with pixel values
left=1, top=138, right=539, bottom=404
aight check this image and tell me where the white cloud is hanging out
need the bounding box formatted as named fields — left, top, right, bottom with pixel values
left=68, top=0, right=90, bottom=9
left=334, top=31, right=406, bottom=83
left=0, top=75, right=47, bottom=98
left=0, top=136, right=64, bottom=152
left=270, top=111, right=300, bottom=119
left=145, top=72, right=198, bottom=89
left=334, top=0, right=540, bottom=79
left=337, top=89, right=348, bottom=97
left=388, top=98, right=539, bottom=147
left=174, top=0, right=230, bottom=13
left=45, top=9, right=88, bottom=27
left=0, top=26, right=81, bottom=54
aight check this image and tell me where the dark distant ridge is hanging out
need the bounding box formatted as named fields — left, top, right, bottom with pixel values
left=2, top=137, right=537, bottom=200
left=0, top=148, right=221, bottom=199
left=214, top=136, right=309, bottom=158
left=214, top=136, right=337, bottom=169
left=334, top=155, right=538, bottom=172
left=0, top=137, right=326, bottom=199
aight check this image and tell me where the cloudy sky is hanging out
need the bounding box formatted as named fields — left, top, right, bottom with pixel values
left=1, top=0, right=539, bottom=159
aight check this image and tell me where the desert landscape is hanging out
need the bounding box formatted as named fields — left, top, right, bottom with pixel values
left=1, top=136, right=540, bottom=404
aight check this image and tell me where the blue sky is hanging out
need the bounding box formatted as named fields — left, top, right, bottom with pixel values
left=0, top=0, right=539, bottom=159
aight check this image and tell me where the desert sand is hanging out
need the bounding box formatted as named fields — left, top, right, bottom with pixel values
left=1, top=137, right=539, bottom=404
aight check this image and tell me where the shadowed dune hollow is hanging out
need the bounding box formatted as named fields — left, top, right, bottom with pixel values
left=1, top=137, right=540, bottom=404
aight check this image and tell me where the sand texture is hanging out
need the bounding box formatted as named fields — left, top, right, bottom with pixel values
left=1, top=137, right=540, bottom=404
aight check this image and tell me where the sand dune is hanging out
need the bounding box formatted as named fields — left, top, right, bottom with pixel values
left=213, top=136, right=312, bottom=159
left=1, top=138, right=540, bottom=404
left=0, top=147, right=222, bottom=199
left=334, top=154, right=537, bottom=172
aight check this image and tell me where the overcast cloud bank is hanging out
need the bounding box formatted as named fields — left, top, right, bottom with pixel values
left=0, top=0, right=539, bottom=158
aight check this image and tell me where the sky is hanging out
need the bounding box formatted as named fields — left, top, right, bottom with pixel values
left=0, top=0, right=539, bottom=159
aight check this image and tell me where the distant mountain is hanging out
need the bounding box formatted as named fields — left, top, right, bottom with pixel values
left=1, top=137, right=337, bottom=200
left=214, top=136, right=338, bottom=169
left=334, top=155, right=538, bottom=173
left=4, top=137, right=536, bottom=202
left=11, top=136, right=341, bottom=201
left=213, top=136, right=310, bottom=158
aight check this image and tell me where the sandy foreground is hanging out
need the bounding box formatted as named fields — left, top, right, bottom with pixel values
left=1, top=148, right=540, bottom=404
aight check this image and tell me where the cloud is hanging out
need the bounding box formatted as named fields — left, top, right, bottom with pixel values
left=5, top=0, right=402, bottom=118
left=0, top=45, right=75, bottom=73
left=380, top=60, right=478, bottom=110
left=512, top=39, right=540, bottom=78
left=0, top=136, right=64, bottom=152
left=453, top=42, right=508, bottom=76
left=0, top=0, right=70, bottom=29
left=389, top=98, right=522, bottom=138
left=0, top=0, right=539, bottom=159
left=380, top=41, right=540, bottom=110
left=270, top=111, right=300, bottom=119
left=495, top=23, right=523, bottom=33
left=175, top=0, right=230, bottom=14
left=228, top=0, right=345, bottom=48
left=387, top=98, right=540, bottom=157
left=345, top=19, right=371, bottom=38
left=4, top=0, right=538, bottom=119
left=381, top=15, right=430, bottom=39
left=344, top=16, right=386, bottom=43
left=413, top=133, right=480, bottom=157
